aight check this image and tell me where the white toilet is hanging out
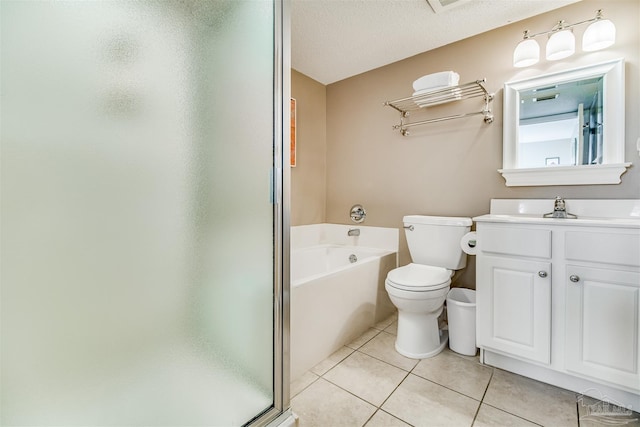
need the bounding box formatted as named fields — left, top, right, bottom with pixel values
left=385, top=215, right=472, bottom=359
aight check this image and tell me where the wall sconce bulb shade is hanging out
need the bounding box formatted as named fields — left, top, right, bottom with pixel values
left=582, top=19, right=616, bottom=51
left=513, top=38, right=540, bottom=67
left=546, top=30, right=575, bottom=61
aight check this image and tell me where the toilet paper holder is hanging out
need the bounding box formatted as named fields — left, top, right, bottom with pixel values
left=460, top=231, right=478, bottom=255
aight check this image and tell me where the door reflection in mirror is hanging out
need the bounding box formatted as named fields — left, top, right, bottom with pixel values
left=518, top=77, right=603, bottom=168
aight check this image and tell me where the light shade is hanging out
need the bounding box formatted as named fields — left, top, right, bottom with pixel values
left=546, top=29, right=575, bottom=61
left=582, top=19, right=616, bottom=51
left=513, top=38, right=540, bottom=67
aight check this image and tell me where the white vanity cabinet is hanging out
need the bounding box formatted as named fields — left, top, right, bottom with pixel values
left=563, top=230, right=640, bottom=391
left=474, top=199, right=640, bottom=410
left=476, top=226, right=552, bottom=364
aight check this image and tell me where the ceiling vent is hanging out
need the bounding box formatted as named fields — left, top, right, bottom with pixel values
left=426, top=0, right=472, bottom=14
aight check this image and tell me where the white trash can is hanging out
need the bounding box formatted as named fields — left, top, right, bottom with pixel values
left=446, top=288, right=477, bottom=356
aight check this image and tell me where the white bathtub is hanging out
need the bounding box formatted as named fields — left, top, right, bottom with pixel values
left=290, top=242, right=397, bottom=381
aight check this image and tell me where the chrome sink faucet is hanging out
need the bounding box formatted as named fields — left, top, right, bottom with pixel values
left=544, top=196, right=577, bottom=219
left=348, top=228, right=360, bottom=237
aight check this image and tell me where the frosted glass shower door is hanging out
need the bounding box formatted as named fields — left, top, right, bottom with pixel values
left=1, top=1, right=281, bottom=425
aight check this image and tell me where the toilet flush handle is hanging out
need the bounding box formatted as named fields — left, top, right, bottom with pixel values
left=403, top=225, right=414, bottom=231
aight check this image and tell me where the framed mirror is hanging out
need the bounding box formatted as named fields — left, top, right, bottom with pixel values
left=500, top=58, right=629, bottom=186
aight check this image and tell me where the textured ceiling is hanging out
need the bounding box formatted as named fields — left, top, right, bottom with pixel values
left=291, top=0, right=580, bottom=85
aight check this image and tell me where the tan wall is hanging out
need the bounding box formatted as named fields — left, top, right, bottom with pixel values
left=291, top=1, right=640, bottom=287
left=291, top=69, right=327, bottom=225
left=322, top=0, right=640, bottom=288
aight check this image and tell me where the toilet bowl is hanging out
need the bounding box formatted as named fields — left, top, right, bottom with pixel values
left=385, top=216, right=471, bottom=358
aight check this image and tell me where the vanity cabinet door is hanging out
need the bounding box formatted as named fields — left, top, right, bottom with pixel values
left=477, top=255, right=551, bottom=364
left=565, top=265, right=640, bottom=391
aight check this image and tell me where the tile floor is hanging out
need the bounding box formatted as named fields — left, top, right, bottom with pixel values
left=290, top=312, right=640, bottom=427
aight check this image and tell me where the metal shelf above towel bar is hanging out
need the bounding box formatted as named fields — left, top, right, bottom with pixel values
left=384, top=79, right=494, bottom=136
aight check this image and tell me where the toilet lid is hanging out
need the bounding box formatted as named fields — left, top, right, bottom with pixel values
left=386, top=264, right=451, bottom=291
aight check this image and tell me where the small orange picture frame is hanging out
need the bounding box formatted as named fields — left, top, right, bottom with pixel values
left=290, top=98, right=297, bottom=167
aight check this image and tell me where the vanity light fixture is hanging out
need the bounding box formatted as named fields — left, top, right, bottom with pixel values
left=582, top=10, right=616, bottom=51
left=513, top=31, right=540, bottom=68
left=546, top=21, right=575, bottom=61
left=513, top=9, right=615, bottom=68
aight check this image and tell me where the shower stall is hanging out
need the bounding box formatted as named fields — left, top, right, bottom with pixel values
left=1, top=1, right=291, bottom=425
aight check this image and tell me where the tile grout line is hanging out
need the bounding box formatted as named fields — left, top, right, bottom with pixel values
left=361, top=410, right=377, bottom=427
left=319, top=330, right=416, bottom=427
left=480, top=402, right=546, bottom=426
left=405, top=350, right=494, bottom=404
left=353, top=348, right=419, bottom=373
left=474, top=368, right=546, bottom=427
left=576, top=399, right=581, bottom=427
left=381, top=408, right=417, bottom=427
left=316, top=362, right=417, bottom=427
left=289, top=372, right=320, bottom=400
left=347, top=327, right=384, bottom=351
left=316, top=375, right=378, bottom=411
left=470, top=367, right=494, bottom=426
left=372, top=369, right=414, bottom=427
left=321, top=329, right=484, bottom=425
left=410, top=373, right=486, bottom=405
left=364, top=346, right=432, bottom=427
left=315, top=348, right=355, bottom=378
left=313, top=339, right=407, bottom=421
left=290, top=317, right=395, bottom=404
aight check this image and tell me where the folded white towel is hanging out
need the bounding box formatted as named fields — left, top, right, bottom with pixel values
left=413, top=86, right=462, bottom=107
left=412, top=86, right=449, bottom=96
left=413, top=71, right=460, bottom=92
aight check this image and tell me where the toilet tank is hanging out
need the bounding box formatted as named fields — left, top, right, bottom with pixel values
left=403, top=215, right=472, bottom=270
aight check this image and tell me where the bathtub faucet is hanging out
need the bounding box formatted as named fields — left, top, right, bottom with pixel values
left=348, top=228, right=360, bottom=237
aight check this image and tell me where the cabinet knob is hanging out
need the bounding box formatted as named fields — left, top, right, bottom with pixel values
left=569, top=275, right=580, bottom=283
left=538, top=271, right=548, bottom=278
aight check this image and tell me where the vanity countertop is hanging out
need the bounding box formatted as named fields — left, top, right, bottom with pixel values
left=473, top=214, right=640, bottom=228
left=473, top=199, right=640, bottom=229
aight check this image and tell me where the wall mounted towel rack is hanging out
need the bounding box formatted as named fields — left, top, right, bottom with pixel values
left=384, top=79, right=494, bottom=136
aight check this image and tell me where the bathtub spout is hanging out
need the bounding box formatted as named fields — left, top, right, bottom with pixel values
left=348, top=228, right=360, bottom=237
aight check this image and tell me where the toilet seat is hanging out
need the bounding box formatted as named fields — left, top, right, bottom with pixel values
left=386, top=263, right=451, bottom=292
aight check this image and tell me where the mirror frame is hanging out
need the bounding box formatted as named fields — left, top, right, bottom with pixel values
left=500, top=58, right=629, bottom=186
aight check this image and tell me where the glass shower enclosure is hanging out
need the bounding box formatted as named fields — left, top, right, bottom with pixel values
left=1, top=1, right=290, bottom=425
